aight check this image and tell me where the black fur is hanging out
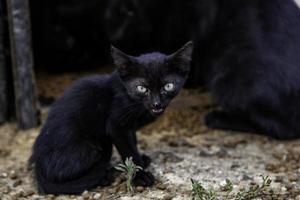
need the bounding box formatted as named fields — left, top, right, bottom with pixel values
left=192, top=0, right=300, bottom=139
left=29, top=42, right=193, bottom=194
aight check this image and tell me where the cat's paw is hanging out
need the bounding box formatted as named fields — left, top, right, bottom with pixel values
left=141, top=154, right=151, bottom=168
left=204, top=111, right=226, bottom=129
left=133, top=170, right=155, bottom=187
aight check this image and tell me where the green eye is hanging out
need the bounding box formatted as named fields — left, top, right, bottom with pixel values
left=136, top=85, right=148, bottom=93
left=164, top=83, right=175, bottom=92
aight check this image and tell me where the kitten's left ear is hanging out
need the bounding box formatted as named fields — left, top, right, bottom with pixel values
left=111, top=45, right=135, bottom=77
left=168, top=41, right=193, bottom=73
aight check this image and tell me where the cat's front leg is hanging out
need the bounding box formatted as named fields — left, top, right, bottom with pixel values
left=111, top=130, right=155, bottom=187
left=132, top=131, right=151, bottom=168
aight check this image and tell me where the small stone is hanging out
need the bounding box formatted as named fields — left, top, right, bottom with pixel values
left=285, top=183, right=295, bottom=191
left=281, top=187, right=287, bottom=192
left=288, top=174, right=298, bottom=182
left=230, top=162, right=240, bottom=169
left=199, top=150, right=212, bottom=157
left=241, top=174, right=252, bottom=181
left=93, top=193, right=102, bottom=199
left=156, top=183, right=167, bottom=190
left=9, top=170, right=18, bottom=179
left=275, top=175, right=285, bottom=183
left=136, top=186, right=144, bottom=192
left=1, top=172, right=8, bottom=178
left=163, top=194, right=173, bottom=200
left=77, top=197, right=84, bottom=200
left=216, top=148, right=229, bottom=158
left=82, top=190, right=90, bottom=199
left=23, top=189, right=35, bottom=197
left=2, top=186, right=11, bottom=194
left=15, top=189, right=25, bottom=197
left=10, top=192, right=18, bottom=200
left=12, top=179, right=22, bottom=187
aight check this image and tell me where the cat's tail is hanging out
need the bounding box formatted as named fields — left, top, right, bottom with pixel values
left=32, top=162, right=113, bottom=195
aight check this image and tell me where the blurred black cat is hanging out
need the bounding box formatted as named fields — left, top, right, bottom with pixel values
left=29, top=42, right=193, bottom=194
left=191, top=0, right=300, bottom=139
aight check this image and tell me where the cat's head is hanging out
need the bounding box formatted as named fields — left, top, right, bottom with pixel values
left=111, top=41, right=193, bottom=116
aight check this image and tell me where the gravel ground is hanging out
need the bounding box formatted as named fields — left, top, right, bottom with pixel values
left=0, top=89, right=300, bottom=200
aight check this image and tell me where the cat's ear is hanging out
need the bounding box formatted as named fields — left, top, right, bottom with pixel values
left=168, top=41, right=193, bottom=73
left=111, top=46, right=135, bottom=77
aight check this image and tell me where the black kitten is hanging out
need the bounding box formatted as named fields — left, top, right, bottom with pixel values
left=29, top=42, right=193, bottom=194
left=191, top=0, right=300, bottom=139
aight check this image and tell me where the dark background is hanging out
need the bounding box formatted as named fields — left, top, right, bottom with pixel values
left=29, top=0, right=200, bottom=73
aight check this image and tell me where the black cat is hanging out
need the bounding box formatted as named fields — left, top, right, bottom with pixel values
left=29, top=42, right=193, bottom=194
left=191, top=0, right=300, bottom=139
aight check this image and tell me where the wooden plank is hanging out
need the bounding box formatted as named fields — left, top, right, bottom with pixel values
left=6, top=0, right=38, bottom=129
left=0, top=0, right=8, bottom=123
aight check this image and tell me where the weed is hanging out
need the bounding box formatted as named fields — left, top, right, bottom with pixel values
left=115, top=157, right=143, bottom=193
left=191, top=175, right=272, bottom=200
left=191, top=179, right=216, bottom=200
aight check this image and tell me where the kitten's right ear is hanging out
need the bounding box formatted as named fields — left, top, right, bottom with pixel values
left=111, top=46, right=134, bottom=77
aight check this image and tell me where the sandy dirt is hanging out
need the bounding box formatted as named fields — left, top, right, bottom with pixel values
left=0, top=86, right=300, bottom=200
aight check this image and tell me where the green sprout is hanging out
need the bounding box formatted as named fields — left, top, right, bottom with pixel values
left=235, top=175, right=272, bottom=200
left=115, top=157, right=143, bottom=193
left=191, top=179, right=216, bottom=200
left=223, top=179, right=234, bottom=200
left=191, top=175, right=272, bottom=200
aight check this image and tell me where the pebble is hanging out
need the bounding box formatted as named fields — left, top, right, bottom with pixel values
left=230, top=162, right=240, bottom=169
left=2, top=185, right=11, bottom=194
left=93, top=193, right=102, bottom=199
left=23, top=189, right=35, bottom=197
left=1, top=172, right=8, bottom=178
left=281, top=186, right=287, bottom=192
left=156, top=183, right=167, bottom=190
left=12, top=179, right=22, bottom=187
left=82, top=190, right=90, bottom=199
left=9, top=170, right=18, bottom=179
left=163, top=194, right=173, bottom=200
left=136, top=186, right=144, bottom=192
left=288, top=174, right=298, bottom=182
left=241, top=174, right=252, bottom=181
left=275, top=175, right=285, bottom=182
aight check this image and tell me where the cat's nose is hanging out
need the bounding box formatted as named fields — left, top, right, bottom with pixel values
left=150, top=101, right=164, bottom=115
left=152, top=102, right=162, bottom=108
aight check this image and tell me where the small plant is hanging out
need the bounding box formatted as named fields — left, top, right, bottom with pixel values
left=222, top=179, right=234, bottom=200
left=190, top=175, right=272, bottom=200
left=191, top=179, right=216, bottom=200
left=115, top=157, right=143, bottom=193
left=235, top=175, right=272, bottom=200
